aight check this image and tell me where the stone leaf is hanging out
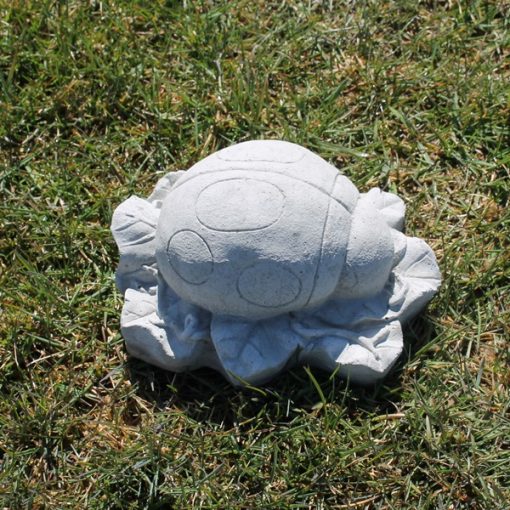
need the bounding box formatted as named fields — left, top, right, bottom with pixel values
left=148, top=170, right=186, bottom=208
left=389, top=236, right=442, bottom=322
left=296, top=293, right=391, bottom=330
left=210, top=315, right=303, bottom=386
left=298, top=320, right=403, bottom=385
left=111, top=196, right=160, bottom=293
left=157, top=276, right=211, bottom=344
left=121, top=288, right=216, bottom=372
left=360, top=188, right=406, bottom=231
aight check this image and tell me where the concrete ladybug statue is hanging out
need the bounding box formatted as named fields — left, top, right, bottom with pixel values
left=112, top=140, right=441, bottom=385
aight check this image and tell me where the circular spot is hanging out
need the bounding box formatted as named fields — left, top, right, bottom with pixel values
left=196, top=179, right=285, bottom=232
left=166, top=230, right=213, bottom=285
left=237, top=262, right=302, bottom=308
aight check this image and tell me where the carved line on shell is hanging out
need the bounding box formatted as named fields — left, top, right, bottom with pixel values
left=166, top=229, right=214, bottom=285
left=303, top=173, right=340, bottom=307
left=235, top=263, right=303, bottom=308
left=194, top=177, right=287, bottom=232
left=170, top=167, right=358, bottom=213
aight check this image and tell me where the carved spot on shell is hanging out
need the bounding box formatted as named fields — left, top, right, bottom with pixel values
left=196, top=178, right=285, bottom=232
left=166, top=230, right=213, bottom=285
left=237, top=262, right=302, bottom=308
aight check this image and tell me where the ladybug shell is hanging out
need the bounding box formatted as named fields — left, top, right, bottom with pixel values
left=155, top=140, right=359, bottom=319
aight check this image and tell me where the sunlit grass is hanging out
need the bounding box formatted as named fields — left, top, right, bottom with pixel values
left=1, top=1, right=509, bottom=508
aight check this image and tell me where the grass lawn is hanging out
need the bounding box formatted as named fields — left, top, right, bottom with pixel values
left=1, top=0, right=509, bottom=508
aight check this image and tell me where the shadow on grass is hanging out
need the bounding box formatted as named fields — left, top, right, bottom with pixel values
left=124, top=313, right=438, bottom=428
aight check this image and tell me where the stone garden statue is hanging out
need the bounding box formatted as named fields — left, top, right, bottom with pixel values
left=112, top=140, right=441, bottom=385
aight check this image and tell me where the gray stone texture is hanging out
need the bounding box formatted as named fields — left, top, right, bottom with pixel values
left=112, top=140, right=441, bottom=385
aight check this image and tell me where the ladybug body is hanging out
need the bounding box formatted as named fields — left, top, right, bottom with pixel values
left=155, top=141, right=394, bottom=319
